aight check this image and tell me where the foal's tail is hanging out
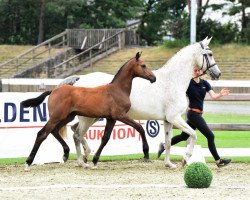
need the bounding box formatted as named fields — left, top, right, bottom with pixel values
left=59, top=126, right=68, bottom=140
left=21, top=91, right=52, bottom=108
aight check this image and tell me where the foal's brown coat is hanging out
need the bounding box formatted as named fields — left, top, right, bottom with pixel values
left=21, top=52, right=156, bottom=168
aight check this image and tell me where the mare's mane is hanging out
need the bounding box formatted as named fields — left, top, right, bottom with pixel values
left=160, top=42, right=197, bottom=71
left=111, top=57, right=134, bottom=83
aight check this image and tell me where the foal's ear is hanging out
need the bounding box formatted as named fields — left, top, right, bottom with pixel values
left=135, top=52, right=141, bottom=61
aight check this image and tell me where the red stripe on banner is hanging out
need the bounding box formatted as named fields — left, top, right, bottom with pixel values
left=0, top=121, right=145, bottom=129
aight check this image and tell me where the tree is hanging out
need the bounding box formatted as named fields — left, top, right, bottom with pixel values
left=227, top=0, right=250, bottom=42
left=138, top=0, right=187, bottom=45
left=86, top=0, right=144, bottom=28
left=0, top=0, right=39, bottom=44
left=38, top=0, right=46, bottom=44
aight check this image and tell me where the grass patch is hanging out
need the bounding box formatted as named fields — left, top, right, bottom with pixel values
left=1, top=154, right=249, bottom=165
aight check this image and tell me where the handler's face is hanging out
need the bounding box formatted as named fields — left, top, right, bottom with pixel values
left=193, top=67, right=201, bottom=78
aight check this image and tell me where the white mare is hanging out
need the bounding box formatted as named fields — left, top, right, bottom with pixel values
left=62, top=37, right=221, bottom=168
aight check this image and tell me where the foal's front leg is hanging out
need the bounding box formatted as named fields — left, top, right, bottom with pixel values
left=92, top=118, right=116, bottom=167
left=119, top=117, right=149, bottom=161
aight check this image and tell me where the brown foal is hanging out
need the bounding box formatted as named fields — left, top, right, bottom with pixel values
left=21, top=52, right=156, bottom=170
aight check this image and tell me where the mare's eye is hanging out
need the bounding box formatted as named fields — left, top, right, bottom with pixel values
left=141, top=64, right=146, bottom=68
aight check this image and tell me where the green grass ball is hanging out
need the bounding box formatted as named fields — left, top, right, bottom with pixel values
left=184, top=162, right=213, bottom=188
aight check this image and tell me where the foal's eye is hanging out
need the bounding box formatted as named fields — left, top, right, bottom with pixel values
left=141, top=64, right=146, bottom=68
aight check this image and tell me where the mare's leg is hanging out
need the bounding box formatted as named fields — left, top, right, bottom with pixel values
left=119, top=117, right=149, bottom=161
left=25, top=121, right=56, bottom=170
left=170, top=115, right=197, bottom=166
left=163, top=121, right=176, bottom=169
left=72, top=117, right=98, bottom=167
left=93, top=118, right=116, bottom=166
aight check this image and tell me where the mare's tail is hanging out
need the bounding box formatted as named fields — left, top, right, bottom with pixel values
left=21, top=91, right=52, bottom=108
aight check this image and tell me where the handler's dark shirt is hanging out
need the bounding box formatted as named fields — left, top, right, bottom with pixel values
left=186, top=79, right=212, bottom=111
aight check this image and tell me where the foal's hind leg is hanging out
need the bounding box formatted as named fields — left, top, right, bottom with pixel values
left=51, top=131, right=70, bottom=163
left=93, top=118, right=116, bottom=167
left=119, top=117, right=149, bottom=161
left=51, top=113, right=77, bottom=164
left=25, top=121, right=56, bottom=170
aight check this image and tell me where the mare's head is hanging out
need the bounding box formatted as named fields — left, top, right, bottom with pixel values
left=196, top=37, right=221, bottom=80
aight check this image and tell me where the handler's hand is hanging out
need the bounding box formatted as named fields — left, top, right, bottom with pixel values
left=220, top=88, right=230, bottom=97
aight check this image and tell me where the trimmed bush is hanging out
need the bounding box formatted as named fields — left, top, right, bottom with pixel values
left=184, top=162, right=213, bottom=188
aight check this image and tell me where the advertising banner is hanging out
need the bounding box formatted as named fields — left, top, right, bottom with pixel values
left=0, top=92, right=167, bottom=164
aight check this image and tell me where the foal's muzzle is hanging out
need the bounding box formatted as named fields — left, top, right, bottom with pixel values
left=149, top=75, right=156, bottom=83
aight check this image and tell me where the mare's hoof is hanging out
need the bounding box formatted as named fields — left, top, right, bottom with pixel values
left=91, top=165, right=98, bottom=170
left=165, top=162, right=177, bottom=169
left=77, top=161, right=89, bottom=168
left=181, top=158, right=187, bottom=168
left=24, top=164, right=30, bottom=172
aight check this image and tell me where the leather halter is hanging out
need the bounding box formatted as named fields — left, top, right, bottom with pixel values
left=196, top=42, right=217, bottom=78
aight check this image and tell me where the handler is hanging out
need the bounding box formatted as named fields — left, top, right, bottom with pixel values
left=158, top=66, right=231, bottom=167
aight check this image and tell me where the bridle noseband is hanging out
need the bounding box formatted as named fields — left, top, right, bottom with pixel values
left=197, top=42, right=217, bottom=78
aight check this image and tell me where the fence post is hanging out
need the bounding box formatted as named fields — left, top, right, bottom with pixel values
left=90, top=50, right=93, bottom=72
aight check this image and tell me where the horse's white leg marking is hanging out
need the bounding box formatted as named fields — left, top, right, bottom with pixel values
left=163, top=122, right=176, bottom=169
left=73, top=117, right=96, bottom=167
left=81, top=138, right=91, bottom=162
left=170, top=115, right=197, bottom=164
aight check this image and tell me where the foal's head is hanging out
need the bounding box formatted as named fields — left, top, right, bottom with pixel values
left=129, top=52, right=156, bottom=83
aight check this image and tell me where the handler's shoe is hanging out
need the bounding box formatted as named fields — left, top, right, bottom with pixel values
left=216, top=158, right=231, bottom=168
left=157, top=142, right=165, bottom=158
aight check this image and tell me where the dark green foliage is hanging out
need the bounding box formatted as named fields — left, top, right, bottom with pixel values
left=197, top=19, right=238, bottom=44
left=184, top=162, right=213, bottom=188
left=0, top=0, right=247, bottom=45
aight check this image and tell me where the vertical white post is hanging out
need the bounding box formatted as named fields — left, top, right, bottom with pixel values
left=190, top=0, right=197, bottom=44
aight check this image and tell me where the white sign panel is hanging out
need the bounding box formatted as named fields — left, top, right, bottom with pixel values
left=0, top=92, right=166, bottom=163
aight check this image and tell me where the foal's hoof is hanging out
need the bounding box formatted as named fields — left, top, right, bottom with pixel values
left=63, top=155, right=69, bottom=163
left=83, top=157, right=88, bottom=163
left=24, top=164, right=30, bottom=172
left=143, top=158, right=151, bottom=163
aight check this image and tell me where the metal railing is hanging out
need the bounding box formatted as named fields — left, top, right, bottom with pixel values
left=0, top=28, right=140, bottom=79
left=0, top=31, right=68, bottom=78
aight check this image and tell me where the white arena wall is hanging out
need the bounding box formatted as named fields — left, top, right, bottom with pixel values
left=0, top=79, right=250, bottom=164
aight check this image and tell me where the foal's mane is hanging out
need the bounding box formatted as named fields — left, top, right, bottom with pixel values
left=111, top=57, right=134, bottom=83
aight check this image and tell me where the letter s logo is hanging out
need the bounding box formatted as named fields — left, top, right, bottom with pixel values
left=146, top=120, right=160, bottom=138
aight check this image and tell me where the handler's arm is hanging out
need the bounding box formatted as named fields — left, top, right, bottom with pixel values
left=208, top=88, right=230, bottom=100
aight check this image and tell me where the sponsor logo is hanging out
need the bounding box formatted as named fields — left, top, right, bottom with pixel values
left=146, top=120, right=160, bottom=138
